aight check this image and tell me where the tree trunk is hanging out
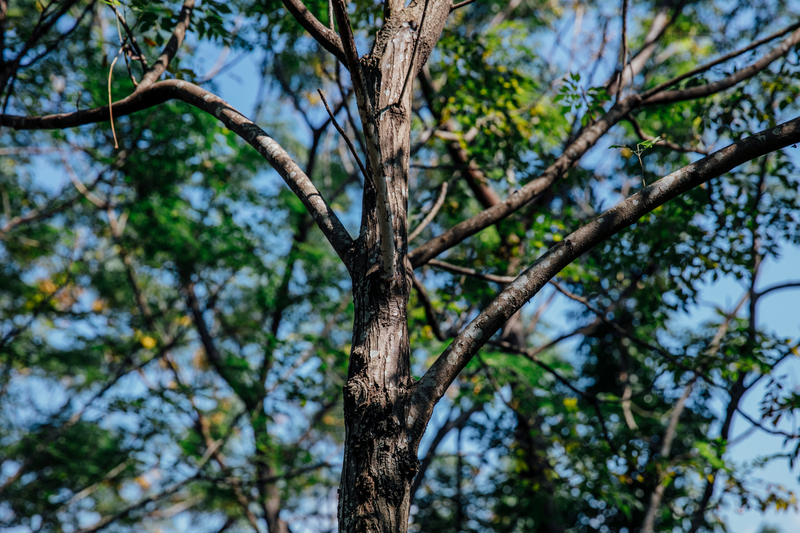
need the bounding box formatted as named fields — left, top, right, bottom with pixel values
left=338, top=20, right=420, bottom=533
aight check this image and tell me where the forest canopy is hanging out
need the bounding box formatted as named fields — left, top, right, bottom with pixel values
left=1, top=1, right=800, bottom=532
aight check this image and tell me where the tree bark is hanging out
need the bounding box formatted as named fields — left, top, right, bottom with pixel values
left=337, top=16, right=419, bottom=533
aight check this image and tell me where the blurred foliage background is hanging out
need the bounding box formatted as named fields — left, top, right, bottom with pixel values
left=1, top=0, right=800, bottom=532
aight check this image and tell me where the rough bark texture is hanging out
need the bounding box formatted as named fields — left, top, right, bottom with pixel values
left=336, top=3, right=452, bottom=531
left=338, top=14, right=420, bottom=533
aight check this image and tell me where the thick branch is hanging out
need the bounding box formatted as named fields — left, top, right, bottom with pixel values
left=642, top=25, right=800, bottom=106
left=409, top=25, right=800, bottom=267
left=407, top=114, right=800, bottom=436
left=139, top=0, right=195, bottom=88
left=757, top=280, right=800, bottom=298
left=640, top=20, right=800, bottom=101
left=0, top=80, right=354, bottom=267
left=281, top=0, right=347, bottom=64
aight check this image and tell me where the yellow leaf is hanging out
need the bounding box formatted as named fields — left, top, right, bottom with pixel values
left=143, top=37, right=157, bottom=47
left=92, top=299, right=106, bottom=313
left=192, top=348, right=209, bottom=370
left=39, top=279, right=58, bottom=295
left=179, top=315, right=192, bottom=327
left=140, top=336, right=157, bottom=349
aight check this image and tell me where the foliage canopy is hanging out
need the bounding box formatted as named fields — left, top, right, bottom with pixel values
left=1, top=0, right=800, bottom=532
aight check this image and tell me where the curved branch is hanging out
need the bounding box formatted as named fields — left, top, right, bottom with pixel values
left=409, top=182, right=448, bottom=242
left=409, top=24, right=800, bottom=269
left=281, top=0, right=347, bottom=65
left=139, top=0, right=195, bottom=88
left=756, top=280, right=800, bottom=298
left=0, top=81, right=354, bottom=267
left=642, top=24, right=800, bottom=106
left=640, top=20, right=800, bottom=101
left=407, top=114, right=800, bottom=437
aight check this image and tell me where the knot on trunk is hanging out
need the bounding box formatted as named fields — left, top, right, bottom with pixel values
left=344, top=376, right=370, bottom=412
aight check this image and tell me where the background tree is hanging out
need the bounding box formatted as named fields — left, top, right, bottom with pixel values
left=1, top=1, right=800, bottom=532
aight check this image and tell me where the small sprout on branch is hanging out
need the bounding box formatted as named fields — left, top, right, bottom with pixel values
left=610, top=135, right=663, bottom=187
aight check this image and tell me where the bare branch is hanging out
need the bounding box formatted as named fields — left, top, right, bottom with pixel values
left=409, top=182, right=448, bottom=242
left=410, top=404, right=482, bottom=500
left=735, top=407, right=800, bottom=439
left=409, top=25, right=800, bottom=268
left=318, top=89, right=368, bottom=183
left=641, top=20, right=800, bottom=101
left=408, top=113, right=800, bottom=435
left=111, top=4, right=147, bottom=70
left=606, top=2, right=678, bottom=96
left=757, top=280, right=800, bottom=298
left=139, top=0, right=195, bottom=88
left=0, top=81, right=354, bottom=266
left=427, top=259, right=514, bottom=283
left=625, top=113, right=708, bottom=154
left=642, top=24, right=800, bottom=105
left=281, top=0, right=347, bottom=64
left=450, top=0, right=476, bottom=12
left=411, top=273, right=446, bottom=341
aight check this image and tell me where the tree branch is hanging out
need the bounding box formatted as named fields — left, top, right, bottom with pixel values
left=410, top=404, right=482, bottom=500
left=409, top=25, right=800, bottom=268
left=0, top=80, right=355, bottom=267
left=606, top=2, right=679, bottom=96
left=641, top=24, right=800, bottom=106
left=318, top=89, right=368, bottom=183
left=331, top=0, right=396, bottom=278
left=138, top=0, right=195, bottom=88
left=407, top=114, right=800, bottom=436
left=625, top=113, right=708, bottom=154
left=757, top=280, right=800, bottom=298
left=641, top=20, right=800, bottom=101
left=409, top=182, right=448, bottom=242
left=281, top=0, right=347, bottom=65
left=411, top=273, right=446, bottom=341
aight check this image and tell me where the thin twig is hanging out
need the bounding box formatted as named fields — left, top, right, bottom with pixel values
left=409, top=182, right=448, bottom=241
left=616, top=0, right=630, bottom=102
left=411, top=273, right=446, bottom=341
left=625, top=113, right=708, bottom=155
left=317, top=89, right=368, bottom=184
left=450, top=0, right=476, bottom=12
left=107, top=47, right=123, bottom=149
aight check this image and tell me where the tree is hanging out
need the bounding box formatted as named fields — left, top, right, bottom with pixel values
left=1, top=0, right=800, bottom=532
